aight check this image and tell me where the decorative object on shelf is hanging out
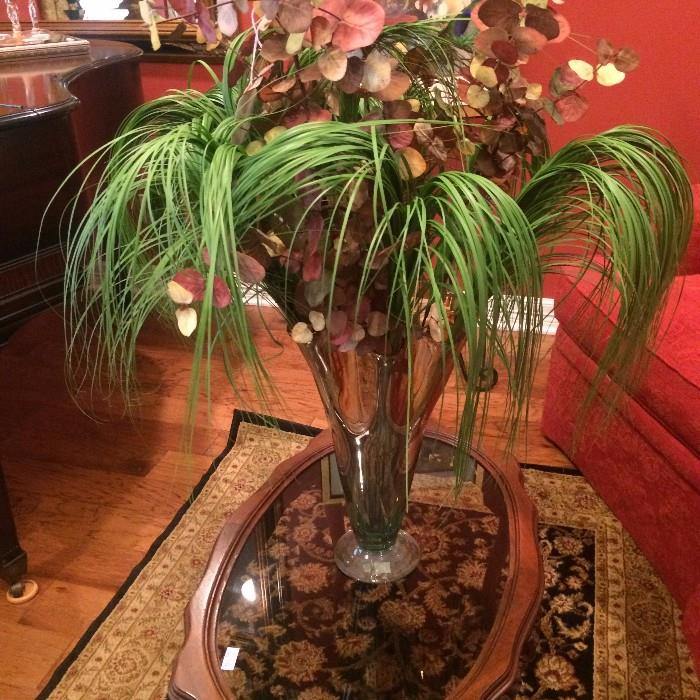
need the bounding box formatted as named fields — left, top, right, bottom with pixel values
left=0, top=0, right=63, bottom=49
left=62, top=1, right=692, bottom=581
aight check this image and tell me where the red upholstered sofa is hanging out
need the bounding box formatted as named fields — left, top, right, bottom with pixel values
left=542, top=185, right=700, bottom=668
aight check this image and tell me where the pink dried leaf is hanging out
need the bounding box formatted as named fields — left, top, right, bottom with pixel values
left=212, top=276, right=232, bottom=308
left=555, top=91, right=588, bottom=122
left=173, top=268, right=205, bottom=301
left=319, top=0, right=385, bottom=52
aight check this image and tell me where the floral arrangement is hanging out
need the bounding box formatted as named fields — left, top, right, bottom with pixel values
left=66, top=0, right=690, bottom=476
left=154, top=0, right=639, bottom=347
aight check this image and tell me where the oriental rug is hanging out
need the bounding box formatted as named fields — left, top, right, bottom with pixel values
left=37, top=412, right=699, bottom=700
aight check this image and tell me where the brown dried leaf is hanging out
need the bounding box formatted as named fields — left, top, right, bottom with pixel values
left=477, top=0, right=521, bottom=30
left=614, top=47, right=640, bottom=73
left=363, top=50, right=392, bottom=93
left=374, top=70, right=411, bottom=100
left=524, top=5, right=559, bottom=40
left=261, top=35, right=289, bottom=62
left=310, top=16, right=333, bottom=49
left=278, top=0, right=313, bottom=33
left=512, top=25, right=547, bottom=56
left=337, top=55, right=364, bottom=93
left=318, top=47, right=348, bottom=81
left=396, top=146, right=427, bottom=179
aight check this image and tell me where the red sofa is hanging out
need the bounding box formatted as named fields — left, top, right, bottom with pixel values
left=542, top=186, right=700, bottom=668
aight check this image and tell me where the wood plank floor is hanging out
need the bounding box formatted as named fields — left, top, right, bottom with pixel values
left=0, top=307, right=569, bottom=699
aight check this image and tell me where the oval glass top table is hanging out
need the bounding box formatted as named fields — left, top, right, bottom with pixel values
left=169, top=430, right=543, bottom=700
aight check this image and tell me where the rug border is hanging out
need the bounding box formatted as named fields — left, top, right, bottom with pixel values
left=36, top=410, right=321, bottom=700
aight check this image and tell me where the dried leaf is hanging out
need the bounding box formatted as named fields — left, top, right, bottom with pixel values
left=568, top=59, right=594, bottom=82
left=318, top=47, right=348, bottom=81
left=474, top=27, right=509, bottom=58
left=386, top=122, right=413, bottom=149
left=309, top=310, right=326, bottom=331
left=291, top=321, right=314, bottom=344
left=217, top=2, right=239, bottom=36
left=328, top=309, right=348, bottom=337
left=363, top=50, right=392, bottom=92
left=525, top=82, right=542, bottom=100
left=367, top=310, right=388, bottom=336
left=477, top=0, right=521, bottom=30
left=212, top=276, right=232, bottom=308
left=511, top=25, right=547, bottom=55
left=474, top=65, right=498, bottom=88
left=270, top=76, right=297, bottom=93
left=246, top=140, right=264, bottom=155
left=237, top=252, right=266, bottom=284
left=321, top=0, right=386, bottom=52
left=596, top=62, right=626, bottom=86
left=614, top=47, right=640, bottom=73
left=196, top=0, right=218, bottom=43
left=337, top=55, right=364, bottom=93
left=260, top=0, right=280, bottom=19
left=278, top=0, right=313, bottom=33
left=491, top=39, right=519, bottom=65
left=524, top=5, right=559, bottom=40
left=549, top=64, right=583, bottom=97
left=172, top=268, right=205, bottom=301
left=264, top=126, right=288, bottom=142
left=396, top=146, right=427, bottom=179
left=555, top=91, right=589, bottom=122
left=167, top=280, right=193, bottom=305
left=261, top=35, right=289, bottom=62
left=466, top=83, right=490, bottom=109
left=257, top=230, right=287, bottom=256
left=176, top=307, right=197, bottom=337
left=286, top=32, right=305, bottom=55
left=310, top=16, right=333, bottom=49
left=596, top=38, right=616, bottom=64
left=374, top=70, right=412, bottom=100
left=548, top=12, right=570, bottom=43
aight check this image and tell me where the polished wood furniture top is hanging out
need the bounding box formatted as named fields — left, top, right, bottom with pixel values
left=0, top=39, right=140, bottom=123
left=169, top=429, right=544, bottom=700
left=0, top=39, right=143, bottom=341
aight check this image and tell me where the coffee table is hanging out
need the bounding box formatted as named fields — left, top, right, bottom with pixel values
left=169, top=429, right=543, bottom=699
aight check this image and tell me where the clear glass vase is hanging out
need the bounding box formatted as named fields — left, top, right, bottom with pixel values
left=300, top=333, right=455, bottom=583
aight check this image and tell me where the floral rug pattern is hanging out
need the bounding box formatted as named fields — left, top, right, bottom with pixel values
left=39, top=418, right=700, bottom=700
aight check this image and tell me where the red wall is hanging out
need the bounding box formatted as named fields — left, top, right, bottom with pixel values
left=536, top=0, right=699, bottom=180
left=140, top=61, right=222, bottom=99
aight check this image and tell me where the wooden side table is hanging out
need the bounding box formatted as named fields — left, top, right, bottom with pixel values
left=169, top=429, right=544, bottom=699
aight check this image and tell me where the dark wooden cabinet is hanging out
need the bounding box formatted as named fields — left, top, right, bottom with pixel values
left=0, top=39, right=143, bottom=341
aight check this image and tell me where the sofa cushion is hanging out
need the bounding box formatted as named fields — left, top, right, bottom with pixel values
left=553, top=271, right=700, bottom=457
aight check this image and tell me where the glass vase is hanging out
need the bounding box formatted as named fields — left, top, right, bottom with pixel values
left=300, top=333, right=456, bottom=583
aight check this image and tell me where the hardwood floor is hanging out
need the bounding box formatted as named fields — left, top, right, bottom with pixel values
left=0, top=306, right=569, bottom=699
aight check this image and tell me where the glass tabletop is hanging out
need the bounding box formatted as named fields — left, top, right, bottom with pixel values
left=213, top=437, right=512, bottom=699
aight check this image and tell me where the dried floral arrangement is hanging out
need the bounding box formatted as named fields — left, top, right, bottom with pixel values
left=66, top=0, right=692, bottom=475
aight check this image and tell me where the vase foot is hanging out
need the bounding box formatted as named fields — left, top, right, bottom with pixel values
left=334, top=529, right=420, bottom=583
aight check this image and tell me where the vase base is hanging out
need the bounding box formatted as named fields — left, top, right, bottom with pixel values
left=334, top=529, right=420, bottom=583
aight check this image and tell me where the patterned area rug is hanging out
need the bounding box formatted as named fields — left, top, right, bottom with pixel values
left=38, top=412, right=699, bottom=700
